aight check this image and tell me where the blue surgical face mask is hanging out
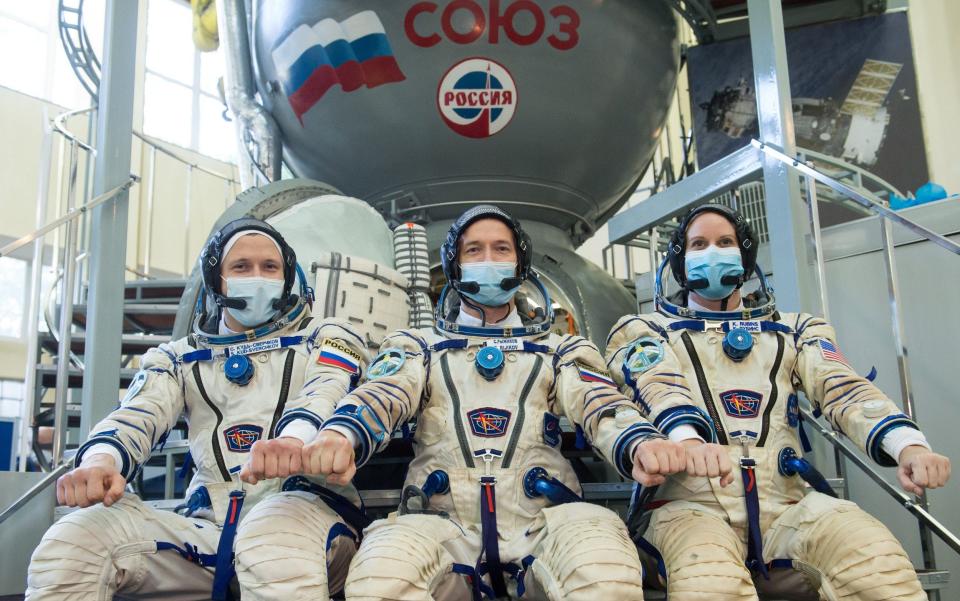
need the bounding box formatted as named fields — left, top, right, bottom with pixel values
left=459, top=261, right=520, bottom=307
left=223, top=276, right=284, bottom=328
left=685, top=246, right=744, bottom=300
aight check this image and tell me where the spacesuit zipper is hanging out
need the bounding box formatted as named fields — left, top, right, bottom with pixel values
left=192, top=362, right=232, bottom=481
left=501, top=355, right=543, bottom=468
left=756, top=335, right=785, bottom=447
left=680, top=332, right=729, bottom=445
left=440, top=353, right=475, bottom=467
left=268, top=349, right=297, bottom=438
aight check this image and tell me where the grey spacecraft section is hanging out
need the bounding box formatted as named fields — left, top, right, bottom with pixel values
left=248, top=0, right=680, bottom=243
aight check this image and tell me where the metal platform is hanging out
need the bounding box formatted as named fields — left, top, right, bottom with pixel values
left=36, top=365, right=139, bottom=389
left=70, top=303, right=179, bottom=335
left=121, top=279, right=186, bottom=304
left=38, top=332, right=169, bottom=357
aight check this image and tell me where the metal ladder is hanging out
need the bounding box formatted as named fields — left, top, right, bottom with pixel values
left=57, top=0, right=100, bottom=101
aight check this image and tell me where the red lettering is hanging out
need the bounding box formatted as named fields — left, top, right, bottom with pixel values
left=488, top=0, right=502, bottom=44
left=456, top=91, right=467, bottom=105
left=479, top=91, right=489, bottom=105
left=405, top=2, right=441, bottom=47
left=548, top=5, right=579, bottom=50
left=407, top=0, right=579, bottom=49
left=442, top=0, right=485, bottom=45
left=502, top=0, right=545, bottom=46
left=444, top=91, right=455, bottom=105
left=501, top=90, right=512, bottom=104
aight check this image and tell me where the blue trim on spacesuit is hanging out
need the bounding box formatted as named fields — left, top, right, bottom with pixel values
left=867, top=413, right=920, bottom=467
left=75, top=435, right=134, bottom=479
left=653, top=405, right=717, bottom=443
left=274, top=408, right=323, bottom=436
left=613, top=423, right=665, bottom=479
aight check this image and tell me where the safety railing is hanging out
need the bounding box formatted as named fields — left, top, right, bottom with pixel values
left=0, top=101, right=239, bottom=524
left=133, top=131, right=241, bottom=277
left=606, top=137, right=960, bottom=595
left=601, top=145, right=897, bottom=286
left=757, top=140, right=959, bottom=591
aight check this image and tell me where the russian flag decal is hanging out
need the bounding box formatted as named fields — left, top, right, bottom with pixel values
left=317, top=338, right=361, bottom=374
left=576, top=362, right=616, bottom=387
left=271, top=11, right=406, bottom=122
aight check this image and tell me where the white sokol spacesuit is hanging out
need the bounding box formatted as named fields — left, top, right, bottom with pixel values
left=605, top=205, right=930, bottom=601
left=301, top=206, right=665, bottom=601
left=27, top=219, right=368, bottom=601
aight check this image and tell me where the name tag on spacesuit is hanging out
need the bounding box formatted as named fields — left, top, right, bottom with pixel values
left=727, top=320, right=762, bottom=333
left=486, top=337, right=523, bottom=352
left=226, top=338, right=282, bottom=357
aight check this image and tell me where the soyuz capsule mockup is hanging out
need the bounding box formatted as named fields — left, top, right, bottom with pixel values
left=216, top=0, right=682, bottom=342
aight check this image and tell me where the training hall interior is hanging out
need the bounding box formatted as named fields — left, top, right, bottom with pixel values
left=0, top=0, right=958, bottom=599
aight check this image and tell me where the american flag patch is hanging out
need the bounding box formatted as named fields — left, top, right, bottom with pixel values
left=317, top=338, right=361, bottom=374
left=576, top=363, right=616, bottom=387
left=818, top=339, right=849, bottom=366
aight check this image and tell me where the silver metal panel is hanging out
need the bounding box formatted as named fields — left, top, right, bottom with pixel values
left=0, top=472, right=57, bottom=595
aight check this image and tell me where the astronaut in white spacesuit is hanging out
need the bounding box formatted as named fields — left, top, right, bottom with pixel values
left=264, top=205, right=686, bottom=601
left=605, top=205, right=951, bottom=601
left=26, top=218, right=368, bottom=600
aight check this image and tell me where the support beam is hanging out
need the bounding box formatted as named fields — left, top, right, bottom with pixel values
left=607, top=144, right=762, bottom=244
left=80, top=0, right=139, bottom=438
left=747, top=0, right=817, bottom=313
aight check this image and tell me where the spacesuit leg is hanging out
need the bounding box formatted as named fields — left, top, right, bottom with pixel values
left=647, top=501, right=758, bottom=601
left=234, top=490, right=358, bottom=600
left=763, top=492, right=925, bottom=601
left=344, top=513, right=473, bottom=601
left=26, top=495, right=221, bottom=601
left=527, top=502, right=645, bottom=601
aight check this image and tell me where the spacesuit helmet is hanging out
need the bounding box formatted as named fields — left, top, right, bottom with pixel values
left=656, top=204, right=774, bottom=319
left=667, top=204, right=758, bottom=292
left=440, top=204, right=533, bottom=298
left=437, top=205, right=552, bottom=336
left=196, top=217, right=305, bottom=334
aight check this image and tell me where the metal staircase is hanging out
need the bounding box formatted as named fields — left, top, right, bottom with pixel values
left=27, top=279, right=187, bottom=471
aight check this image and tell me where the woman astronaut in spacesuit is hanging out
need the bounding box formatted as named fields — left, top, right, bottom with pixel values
left=606, top=204, right=950, bottom=601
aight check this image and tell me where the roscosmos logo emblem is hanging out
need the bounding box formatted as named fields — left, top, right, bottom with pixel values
left=437, top=57, right=517, bottom=138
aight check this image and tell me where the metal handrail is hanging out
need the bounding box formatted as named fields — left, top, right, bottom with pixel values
left=798, top=146, right=905, bottom=200
left=755, top=138, right=958, bottom=584
left=52, top=107, right=97, bottom=153
left=753, top=140, right=960, bottom=256
left=0, top=462, right=71, bottom=526
left=800, top=406, right=960, bottom=554
left=132, top=131, right=240, bottom=185
left=0, top=178, right=137, bottom=260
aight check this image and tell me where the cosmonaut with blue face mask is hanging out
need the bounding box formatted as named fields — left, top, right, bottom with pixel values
left=604, top=205, right=951, bottom=601
left=246, top=205, right=686, bottom=600
left=27, top=218, right=369, bottom=601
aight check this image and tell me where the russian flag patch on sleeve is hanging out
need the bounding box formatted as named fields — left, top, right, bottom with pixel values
left=317, top=338, right=361, bottom=374
left=576, top=362, right=616, bottom=387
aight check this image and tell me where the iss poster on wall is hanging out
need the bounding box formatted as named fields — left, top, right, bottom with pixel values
left=687, top=13, right=928, bottom=195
